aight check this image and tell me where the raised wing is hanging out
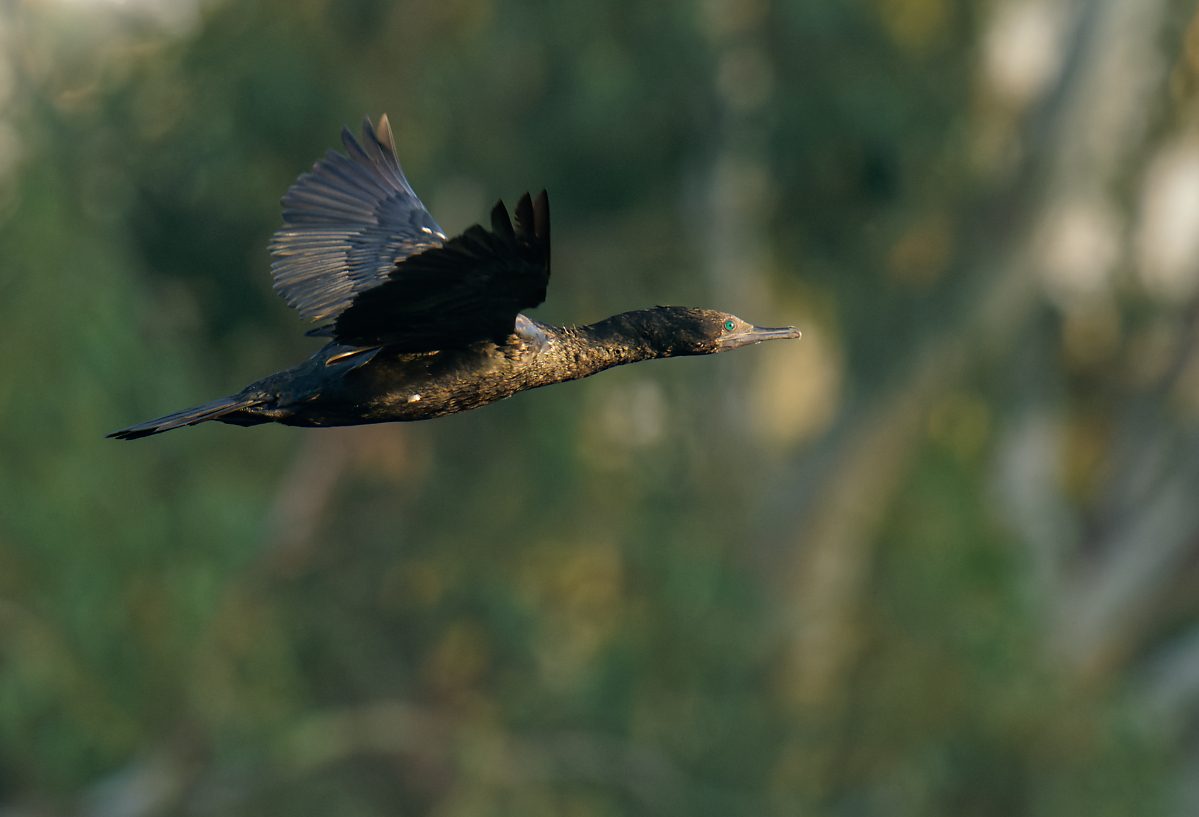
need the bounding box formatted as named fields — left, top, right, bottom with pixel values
left=330, top=190, right=551, bottom=351
left=269, top=115, right=446, bottom=324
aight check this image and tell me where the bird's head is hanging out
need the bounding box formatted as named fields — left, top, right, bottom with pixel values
left=641, top=306, right=802, bottom=356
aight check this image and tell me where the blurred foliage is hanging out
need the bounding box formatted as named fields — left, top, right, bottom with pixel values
left=2, top=0, right=1199, bottom=815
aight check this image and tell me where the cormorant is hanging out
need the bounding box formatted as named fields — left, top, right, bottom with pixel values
left=109, top=115, right=801, bottom=440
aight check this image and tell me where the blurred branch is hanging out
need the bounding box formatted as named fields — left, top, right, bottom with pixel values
left=281, top=702, right=693, bottom=812
left=1054, top=465, right=1199, bottom=673
left=1137, top=626, right=1199, bottom=734
left=258, top=425, right=413, bottom=577
left=51, top=702, right=698, bottom=817
left=1051, top=308, right=1199, bottom=677
left=993, top=389, right=1076, bottom=596
left=259, top=432, right=357, bottom=578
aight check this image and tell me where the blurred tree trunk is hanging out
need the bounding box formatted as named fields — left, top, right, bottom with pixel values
left=769, top=0, right=1199, bottom=785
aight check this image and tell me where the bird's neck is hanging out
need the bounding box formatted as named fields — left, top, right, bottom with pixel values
left=550, top=309, right=678, bottom=379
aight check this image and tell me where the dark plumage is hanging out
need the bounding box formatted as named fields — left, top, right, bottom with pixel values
left=109, top=115, right=801, bottom=440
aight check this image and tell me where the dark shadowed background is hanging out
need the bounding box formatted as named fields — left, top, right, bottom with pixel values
left=3, top=0, right=1199, bottom=814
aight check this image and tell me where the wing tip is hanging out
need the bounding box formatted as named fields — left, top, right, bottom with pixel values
left=361, top=114, right=397, bottom=156
left=490, top=198, right=515, bottom=238
left=360, top=114, right=376, bottom=145
left=534, top=190, right=550, bottom=274
left=511, top=190, right=550, bottom=253
left=376, top=114, right=395, bottom=152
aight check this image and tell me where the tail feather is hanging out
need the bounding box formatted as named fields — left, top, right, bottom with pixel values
left=107, top=395, right=262, bottom=440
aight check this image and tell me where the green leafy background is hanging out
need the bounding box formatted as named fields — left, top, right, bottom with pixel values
left=2, top=0, right=1197, bottom=814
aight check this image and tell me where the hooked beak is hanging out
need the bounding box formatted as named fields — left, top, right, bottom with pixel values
left=716, top=324, right=802, bottom=351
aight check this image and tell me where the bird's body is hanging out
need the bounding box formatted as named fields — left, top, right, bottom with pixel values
left=110, top=116, right=800, bottom=440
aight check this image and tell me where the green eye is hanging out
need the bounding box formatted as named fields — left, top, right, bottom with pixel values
left=723, top=320, right=736, bottom=332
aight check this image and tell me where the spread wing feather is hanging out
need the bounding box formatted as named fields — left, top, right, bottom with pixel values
left=269, top=114, right=445, bottom=323
left=330, top=190, right=551, bottom=351
left=270, top=115, right=552, bottom=352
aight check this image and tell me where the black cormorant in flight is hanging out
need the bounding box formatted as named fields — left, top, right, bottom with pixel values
left=109, top=115, right=801, bottom=440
